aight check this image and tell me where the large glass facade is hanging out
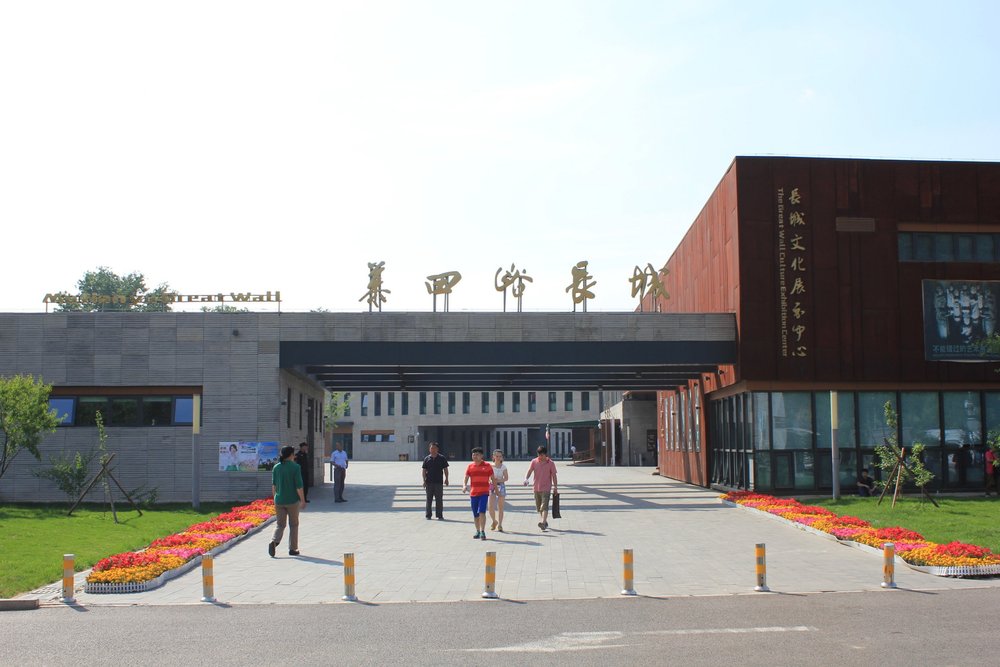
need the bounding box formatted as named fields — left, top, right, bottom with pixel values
left=711, top=389, right=1000, bottom=493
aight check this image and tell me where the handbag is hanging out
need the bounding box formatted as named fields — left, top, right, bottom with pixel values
left=551, top=491, right=561, bottom=519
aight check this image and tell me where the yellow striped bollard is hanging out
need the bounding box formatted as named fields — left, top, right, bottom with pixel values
left=61, top=554, right=76, bottom=603
left=343, top=552, right=358, bottom=602
left=754, top=543, right=769, bottom=592
left=200, top=554, right=216, bottom=602
left=482, top=551, right=499, bottom=599
left=881, top=542, right=897, bottom=589
left=621, top=548, right=637, bottom=596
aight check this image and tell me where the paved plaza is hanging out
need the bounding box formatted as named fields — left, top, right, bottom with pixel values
left=39, top=462, right=1000, bottom=606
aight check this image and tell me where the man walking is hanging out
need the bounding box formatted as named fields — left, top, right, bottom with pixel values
left=269, top=445, right=305, bottom=557
left=331, top=442, right=348, bottom=502
left=294, top=442, right=312, bottom=503
left=422, top=442, right=449, bottom=520
left=524, top=445, right=558, bottom=531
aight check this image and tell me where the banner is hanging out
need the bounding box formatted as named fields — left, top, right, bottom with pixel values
left=922, top=279, right=1000, bottom=361
left=218, top=441, right=280, bottom=472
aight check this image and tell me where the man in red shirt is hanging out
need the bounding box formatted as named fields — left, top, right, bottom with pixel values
left=463, top=447, right=493, bottom=540
left=986, top=447, right=998, bottom=496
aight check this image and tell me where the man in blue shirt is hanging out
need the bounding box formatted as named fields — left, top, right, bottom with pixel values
left=269, top=445, right=305, bottom=557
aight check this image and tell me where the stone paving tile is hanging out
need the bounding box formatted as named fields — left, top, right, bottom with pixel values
left=54, top=461, right=1000, bottom=606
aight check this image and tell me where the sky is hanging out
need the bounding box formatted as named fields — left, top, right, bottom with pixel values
left=2, top=1, right=999, bottom=314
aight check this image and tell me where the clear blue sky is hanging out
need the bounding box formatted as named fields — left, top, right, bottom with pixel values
left=2, top=1, right=998, bottom=313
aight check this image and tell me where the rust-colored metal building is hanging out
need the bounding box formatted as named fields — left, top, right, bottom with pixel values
left=649, top=156, right=1000, bottom=493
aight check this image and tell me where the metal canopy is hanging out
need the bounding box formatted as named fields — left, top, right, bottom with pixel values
left=281, top=337, right=736, bottom=392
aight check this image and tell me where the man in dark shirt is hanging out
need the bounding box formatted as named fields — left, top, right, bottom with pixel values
left=422, top=442, right=449, bottom=520
left=857, top=468, right=876, bottom=497
left=294, top=442, right=312, bottom=503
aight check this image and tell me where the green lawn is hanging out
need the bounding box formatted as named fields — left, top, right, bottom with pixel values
left=0, top=503, right=235, bottom=599
left=812, top=497, right=1000, bottom=553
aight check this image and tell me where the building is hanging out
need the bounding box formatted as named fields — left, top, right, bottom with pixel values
left=646, top=156, right=1000, bottom=494
left=332, top=390, right=599, bottom=462
left=1, top=312, right=729, bottom=502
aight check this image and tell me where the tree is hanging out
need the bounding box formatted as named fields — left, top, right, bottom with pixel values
left=874, top=401, right=936, bottom=506
left=324, top=392, right=349, bottom=430
left=54, top=266, right=174, bottom=312
left=0, top=375, right=62, bottom=481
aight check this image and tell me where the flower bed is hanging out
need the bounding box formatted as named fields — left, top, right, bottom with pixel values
left=85, top=499, right=275, bottom=593
left=721, top=491, right=1000, bottom=577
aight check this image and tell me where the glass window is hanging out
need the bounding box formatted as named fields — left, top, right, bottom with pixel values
left=975, top=234, right=995, bottom=262
left=419, top=392, right=427, bottom=415
left=433, top=392, right=441, bottom=415
left=512, top=393, right=521, bottom=413
left=174, top=397, right=194, bottom=425
left=771, top=392, right=812, bottom=450
left=985, top=392, right=1000, bottom=437
left=48, top=398, right=75, bottom=426
left=564, top=392, right=574, bottom=411
left=360, top=392, right=369, bottom=417
left=900, top=392, right=939, bottom=448
left=816, top=392, right=856, bottom=449
left=754, top=452, right=771, bottom=490
left=76, top=397, right=107, bottom=427
left=286, top=388, right=291, bottom=427
left=897, top=233, right=912, bottom=261
left=111, top=398, right=140, bottom=426
left=581, top=392, right=590, bottom=411
left=932, top=234, right=954, bottom=261
left=693, top=387, right=701, bottom=452
left=752, top=393, right=769, bottom=450
left=481, top=392, right=489, bottom=414
left=528, top=392, right=537, bottom=412
left=913, top=233, right=933, bottom=261
left=374, top=392, right=382, bottom=417
left=858, top=392, right=895, bottom=448
left=548, top=392, right=557, bottom=411
left=462, top=392, right=470, bottom=415
left=401, top=393, right=408, bottom=416
left=448, top=392, right=456, bottom=415
left=343, top=393, right=351, bottom=417
left=388, top=392, right=395, bottom=416
left=142, top=397, right=172, bottom=426
left=956, top=235, right=975, bottom=262
left=942, top=392, right=981, bottom=447
left=497, top=392, right=505, bottom=414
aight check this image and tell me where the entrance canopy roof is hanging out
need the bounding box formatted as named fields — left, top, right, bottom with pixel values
left=279, top=312, right=736, bottom=392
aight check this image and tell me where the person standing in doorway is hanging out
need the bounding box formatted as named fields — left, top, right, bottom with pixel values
left=524, top=445, right=558, bottom=531
left=331, top=441, right=349, bottom=502
left=269, top=445, right=305, bottom=557
left=294, top=442, right=312, bottom=503
left=422, top=442, right=449, bottom=519
left=986, top=446, right=998, bottom=496
left=463, top=447, right=493, bottom=540
left=487, top=449, right=509, bottom=532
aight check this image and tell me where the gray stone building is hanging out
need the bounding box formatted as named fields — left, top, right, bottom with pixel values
left=0, top=311, right=734, bottom=502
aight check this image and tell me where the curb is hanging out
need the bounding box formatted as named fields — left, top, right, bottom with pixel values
left=0, top=598, right=40, bottom=611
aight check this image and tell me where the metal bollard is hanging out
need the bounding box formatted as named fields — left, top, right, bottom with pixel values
left=342, top=552, right=358, bottom=601
left=881, top=542, right=897, bottom=589
left=621, top=548, right=637, bottom=596
left=754, top=543, right=770, bottom=592
left=61, top=554, right=76, bottom=603
left=200, top=554, right=216, bottom=602
left=482, top=551, right=499, bottom=599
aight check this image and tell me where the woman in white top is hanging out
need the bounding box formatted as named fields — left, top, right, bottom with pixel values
left=488, top=449, right=509, bottom=532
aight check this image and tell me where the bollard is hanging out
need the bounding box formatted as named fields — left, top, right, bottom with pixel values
left=342, top=552, right=358, bottom=602
left=881, top=542, right=897, bottom=589
left=200, top=554, right=216, bottom=602
left=61, top=554, right=76, bottom=603
left=621, top=548, right=637, bottom=596
left=754, top=543, right=769, bottom=592
left=482, top=551, right=499, bottom=599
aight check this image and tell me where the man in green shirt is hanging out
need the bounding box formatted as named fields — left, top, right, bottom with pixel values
left=269, top=445, right=305, bottom=557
